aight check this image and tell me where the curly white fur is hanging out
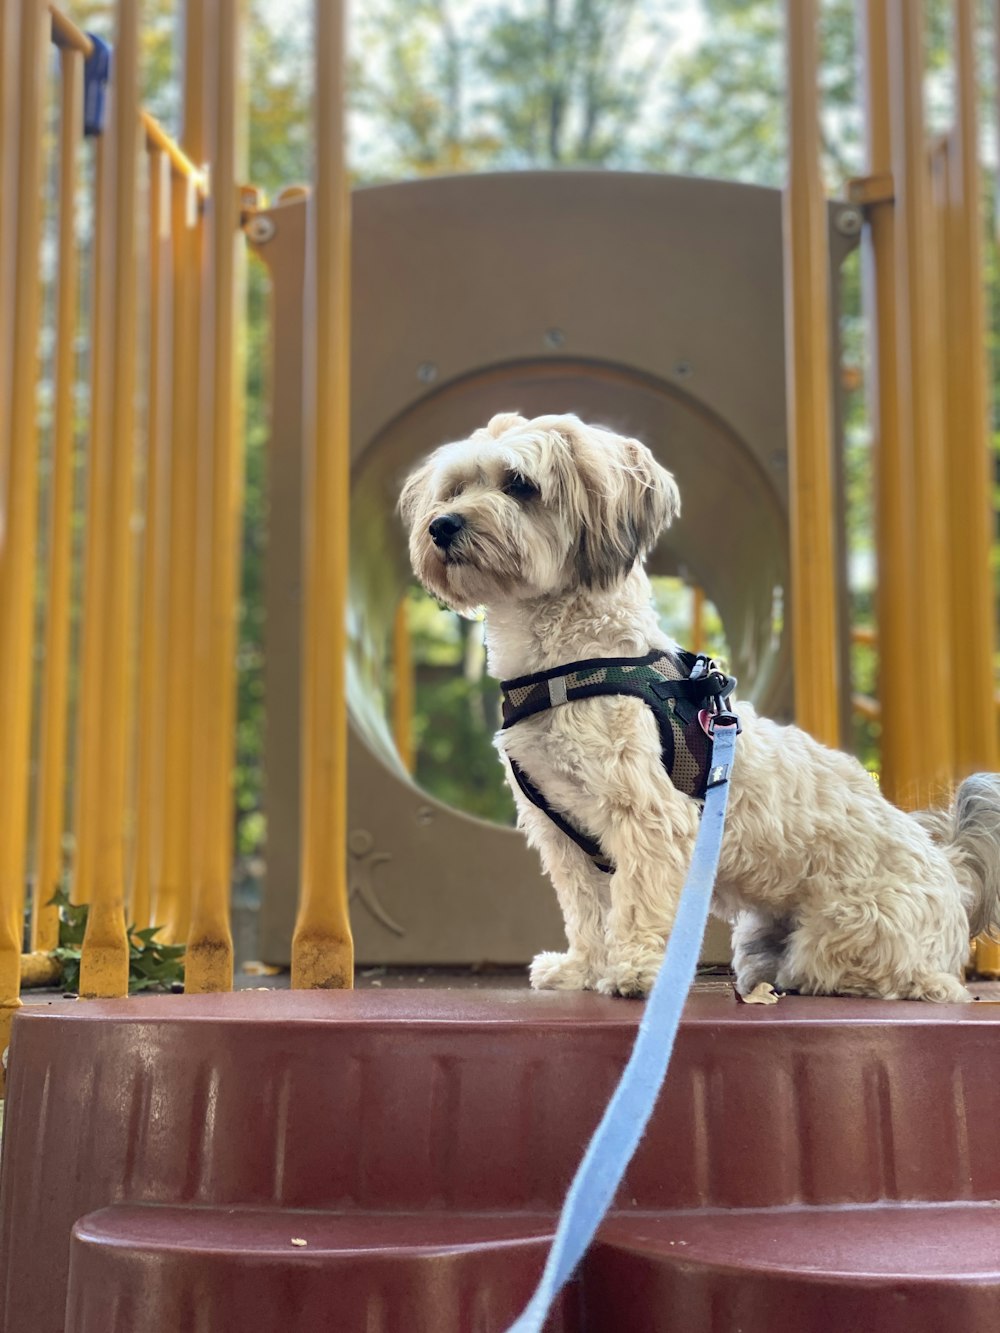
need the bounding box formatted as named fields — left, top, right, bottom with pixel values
left=401, top=412, right=1000, bottom=1002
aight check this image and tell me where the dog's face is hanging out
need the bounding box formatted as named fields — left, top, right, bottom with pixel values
left=400, top=413, right=680, bottom=612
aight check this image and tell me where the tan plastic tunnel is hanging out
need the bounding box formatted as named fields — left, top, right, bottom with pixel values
left=255, top=171, right=858, bottom=966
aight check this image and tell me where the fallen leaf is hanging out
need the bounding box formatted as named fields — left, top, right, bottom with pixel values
left=242, top=961, right=283, bottom=977
left=740, top=982, right=781, bottom=1006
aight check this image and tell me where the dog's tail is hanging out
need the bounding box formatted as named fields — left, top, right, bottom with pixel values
left=917, top=773, right=1000, bottom=938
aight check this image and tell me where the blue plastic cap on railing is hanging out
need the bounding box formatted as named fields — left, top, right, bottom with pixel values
left=83, top=35, right=112, bottom=137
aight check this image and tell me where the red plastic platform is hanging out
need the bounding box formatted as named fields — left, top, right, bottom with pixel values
left=1, top=987, right=999, bottom=1331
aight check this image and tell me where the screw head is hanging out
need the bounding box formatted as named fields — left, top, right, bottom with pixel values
left=673, top=360, right=693, bottom=380
left=835, top=207, right=862, bottom=237
left=544, top=327, right=566, bottom=349
left=245, top=214, right=276, bottom=245
left=416, top=362, right=438, bottom=384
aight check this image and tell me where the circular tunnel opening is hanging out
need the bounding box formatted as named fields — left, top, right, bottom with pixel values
left=349, top=357, right=789, bottom=825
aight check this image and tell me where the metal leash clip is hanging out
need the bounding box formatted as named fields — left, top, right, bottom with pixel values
left=704, top=664, right=741, bottom=735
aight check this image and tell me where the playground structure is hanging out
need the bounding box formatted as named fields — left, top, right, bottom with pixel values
left=2, top=0, right=1000, bottom=1329
left=1, top=0, right=997, bottom=996
left=254, top=169, right=858, bottom=966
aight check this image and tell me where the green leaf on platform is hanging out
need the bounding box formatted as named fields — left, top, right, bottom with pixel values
left=46, top=888, right=185, bottom=996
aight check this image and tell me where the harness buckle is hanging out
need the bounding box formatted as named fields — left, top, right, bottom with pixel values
left=707, top=707, right=741, bottom=735
left=702, top=665, right=729, bottom=713
left=691, top=654, right=740, bottom=735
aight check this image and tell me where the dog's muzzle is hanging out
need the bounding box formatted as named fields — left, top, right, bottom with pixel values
left=429, top=513, right=465, bottom=549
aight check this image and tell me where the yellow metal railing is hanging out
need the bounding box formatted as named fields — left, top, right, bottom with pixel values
left=785, top=0, right=998, bottom=971
left=842, top=0, right=996, bottom=810
left=786, top=1, right=995, bottom=786
left=0, top=0, right=350, bottom=1067
left=0, top=0, right=50, bottom=1062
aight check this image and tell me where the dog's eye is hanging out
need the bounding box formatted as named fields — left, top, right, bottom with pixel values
left=503, top=474, right=540, bottom=502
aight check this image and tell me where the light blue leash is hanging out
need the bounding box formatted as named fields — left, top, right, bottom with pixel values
left=506, top=717, right=740, bottom=1333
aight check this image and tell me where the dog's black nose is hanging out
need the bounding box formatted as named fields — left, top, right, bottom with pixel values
left=429, top=513, right=465, bottom=549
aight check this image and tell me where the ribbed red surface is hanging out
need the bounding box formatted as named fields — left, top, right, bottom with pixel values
left=1, top=988, right=998, bottom=1331
left=65, top=1206, right=576, bottom=1333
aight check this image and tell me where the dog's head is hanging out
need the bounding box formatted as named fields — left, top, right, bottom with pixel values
left=399, top=412, right=680, bottom=612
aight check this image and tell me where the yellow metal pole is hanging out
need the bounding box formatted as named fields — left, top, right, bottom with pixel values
left=979, top=2, right=1000, bottom=981
left=73, top=132, right=108, bottom=908
left=857, top=0, right=924, bottom=807
left=291, top=0, right=354, bottom=989
left=155, top=170, right=200, bottom=944
left=183, top=0, right=212, bottom=962
left=0, top=0, right=49, bottom=1069
left=885, top=0, right=954, bottom=808
left=782, top=0, right=841, bottom=749
left=392, top=599, right=414, bottom=774
left=131, top=147, right=173, bottom=934
left=0, top=0, right=22, bottom=461
left=33, top=45, right=84, bottom=951
left=942, top=0, right=997, bottom=779
left=186, top=0, right=245, bottom=994
left=956, top=0, right=1000, bottom=979
left=78, top=0, right=140, bottom=998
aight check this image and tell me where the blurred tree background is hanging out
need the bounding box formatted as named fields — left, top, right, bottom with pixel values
left=54, top=0, right=1000, bottom=857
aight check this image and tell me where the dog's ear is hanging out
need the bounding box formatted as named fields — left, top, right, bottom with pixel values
left=398, top=456, right=435, bottom=530
left=573, top=432, right=680, bottom=589
left=620, top=437, right=680, bottom=552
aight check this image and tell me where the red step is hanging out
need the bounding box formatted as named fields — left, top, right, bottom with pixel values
left=588, top=1205, right=1000, bottom=1332
left=65, top=1206, right=574, bottom=1333
left=2, top=987, right=999, bottom=1330
left=65, top=1200, right=1000, bottom=1332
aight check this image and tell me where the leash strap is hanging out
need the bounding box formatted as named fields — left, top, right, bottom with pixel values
left=505, top=719, right=739, bottom=1333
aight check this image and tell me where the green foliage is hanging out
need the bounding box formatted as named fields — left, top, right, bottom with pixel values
left=353, top=0, right=681, bottom=176
left=47, top=889, right=185, bottom=995
left=405, top=590, right=516, bottom=824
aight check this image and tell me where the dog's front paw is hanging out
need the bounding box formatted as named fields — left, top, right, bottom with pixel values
left=595, top=945, right=665, bottom=999
left=529, top=951, right=596, bottom=991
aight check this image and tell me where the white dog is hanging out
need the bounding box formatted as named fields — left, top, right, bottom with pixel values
left=401, top=412, right=1000, bottom=1002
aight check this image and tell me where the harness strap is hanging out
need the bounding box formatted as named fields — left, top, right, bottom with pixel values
left=508, top=759, right=613, bottom=873
left=505, top=718, right=740, bottom=1333
left=500, top=649, right=735, bottom=730
left=501, top=649, right=736, bottom=873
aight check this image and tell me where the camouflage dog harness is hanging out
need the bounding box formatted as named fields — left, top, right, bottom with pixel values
left=498, top=649, right=737, bottom=873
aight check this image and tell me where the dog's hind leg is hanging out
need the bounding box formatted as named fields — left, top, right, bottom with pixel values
left=901, top=971, right=972, bottom=1003
left=774, top=896, right=971, bottom=1002
left=731, top=911, right=791, bottom=996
